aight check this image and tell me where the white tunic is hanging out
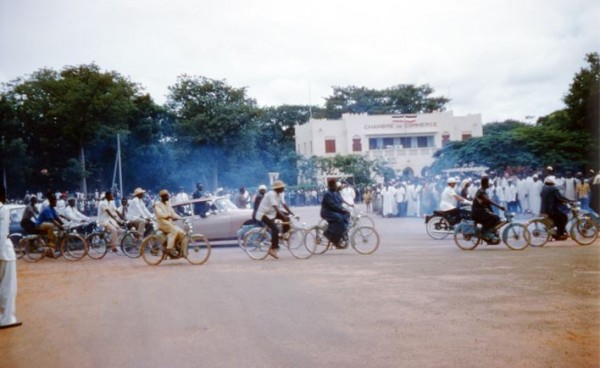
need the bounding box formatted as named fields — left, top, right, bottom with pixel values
left=381, top=186, right=397, bottom=216
left=0, top=201, right=18, bottom=326
left=564, top=178, right=578, bottom=201
left=517, top=179, right=530, bottom=211
left=528, top=180, right=543, bottom=214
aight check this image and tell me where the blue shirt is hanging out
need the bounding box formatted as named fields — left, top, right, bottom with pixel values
left=36, top=206, right=59, bottom=227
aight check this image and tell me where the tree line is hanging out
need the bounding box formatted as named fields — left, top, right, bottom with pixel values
left=1, top=52, right=597, bottom=197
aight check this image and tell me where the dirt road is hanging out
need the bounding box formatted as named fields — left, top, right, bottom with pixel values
left=1, top=207, right=599, bottom=367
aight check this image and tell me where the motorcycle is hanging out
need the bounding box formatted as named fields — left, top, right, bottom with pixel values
left=425, top=206, right=471, bottom=240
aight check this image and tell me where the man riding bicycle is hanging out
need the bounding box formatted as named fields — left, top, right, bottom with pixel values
left=154, top=189, right=188, bottom=257
left=439, top=177, right=471, bottom=224
left=321, top=178, right=351, bottom=248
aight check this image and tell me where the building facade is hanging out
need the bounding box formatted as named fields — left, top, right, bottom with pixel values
left=295, top=111, right=483, bottom=180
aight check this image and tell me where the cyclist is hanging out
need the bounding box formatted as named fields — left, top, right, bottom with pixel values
left=472, top=176, right=505, bottom=242
left=321, top=178, right=351, bottom=248
left=97, top=191, right=123, bottom=252
left=255, top=180, right=295, bottom=259
left=20, top=195, right=39, bottom=234
left=154, top=190, right=187, bottom=257
left=540, top=175, right=574, bottom=240
left=35, top=194, right=65, bottom=256
left=129, top=188, right=154, bottom=236
left=439, top=177, right=471, bottom=224
left=63, top=197, right=91, bottom=228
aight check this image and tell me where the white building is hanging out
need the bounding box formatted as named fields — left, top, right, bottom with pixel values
left=295, top=111, right=482, bottom=180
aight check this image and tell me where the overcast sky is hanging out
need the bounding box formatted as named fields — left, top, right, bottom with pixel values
left=1, top=0, right=598, bottom=123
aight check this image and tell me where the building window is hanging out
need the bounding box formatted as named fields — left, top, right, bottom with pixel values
left=325, top=139, right=336, bottom=153
left=462, top=132, right=472, bottom=141
left=369, top=138, right=383, bottom=150
left=442, top=133, right=450, bottom=146
left=417, top=136, right=429, bottom=148
left=352, top=136, right=362, bottom=152
left=400, top=137, right=412, bottom=148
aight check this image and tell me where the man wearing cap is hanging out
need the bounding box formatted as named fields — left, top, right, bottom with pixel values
left=154, top=190, right=187, bottom=257
left=129, top=188, right=154, bottom=237
left=252, top=185, right=267, bottom=221
left=540, top=176, right=573, bottom=240
left=439, top=177, right=471, bottom=224
left=0, top=185, right=21, bottom=329
left=255, top=180, right=295, bottom=259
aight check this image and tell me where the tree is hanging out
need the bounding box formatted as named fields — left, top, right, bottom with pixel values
left=1, top=64, right=145, bottom=193
left=323, top=84, right=449, bottom=119
left=166, top=75, right=261, bottom=189
left=563, top=52, right=600, bottom=131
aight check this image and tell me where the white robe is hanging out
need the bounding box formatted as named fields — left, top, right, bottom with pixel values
left=528, top=180, right=543, bottom=214
left=407, top=184, right=421, bottom=217
left=517, top=179, right=530, bottom=212
left=381, top=186, right=397, bottom=217
left=0, top=202, right=18, bottom=326
left=564, top=178, right=578, bottom=201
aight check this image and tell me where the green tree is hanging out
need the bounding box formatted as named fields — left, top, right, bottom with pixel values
left=563, top=52, right=600, bottom=131
left=323, top=84, right=449, bottom=119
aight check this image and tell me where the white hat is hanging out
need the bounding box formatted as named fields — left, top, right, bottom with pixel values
left=544, top=175, right=556, bottom=184
left=258, top=184, right=267, bottom=191
left=447, top=177, right=457, bottom=184
left=133, top=188, right=146, bottom=196
left=272, top=180, right=286, bottom=190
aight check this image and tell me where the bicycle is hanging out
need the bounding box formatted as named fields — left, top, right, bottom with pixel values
left=140, top=219, right=211, bottom=265
left=305, top=215, right=380, bottom=255
left=453, top=211, right=530, bottom=251
left=241, top=216, right=311, bottom=260
left=19, top=226, right=88, bottom=262
left=526, top=203, right=598, bottom=246
left=316, top=207, right=375, bottom=231
left=86, top=222, right=142, bottom=259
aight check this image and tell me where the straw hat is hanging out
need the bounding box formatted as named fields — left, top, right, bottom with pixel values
left=272, top=180, right=286, bottom=190
left=133, top=188, right=146, bottom=196
left=159, top=189, right=169, bottom=196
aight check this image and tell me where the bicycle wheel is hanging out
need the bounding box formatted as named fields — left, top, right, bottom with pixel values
left=526, top=219, right=551, bottom=247
left=242, top=228, right=271, bottom=260
left=9, top=233, right=23, bottom=259
left=354, top=215, right=375, bottom=228
left=121, top=232, right=142, bottom=258
left=350, top=226, right=380, bottom=255
left=426, top=216, right=452, bottom=240
left=286, top=229, right=312, bottom=259
left=140, top=235, right=165, bottom=265
left=86, top=233, right=109, bottom=260
left=60, top=233, right=88, bottom=261
left=21, top=236, right=46, bottom=262
left=186, top=234, right=211, bottom=265
left=305, top=225, right=329, bottom=255
left=453, top=231, right=481, bottom=250
left=502, top=223, right=530, bottom=250
left=570, top=218, right=598, bottom=245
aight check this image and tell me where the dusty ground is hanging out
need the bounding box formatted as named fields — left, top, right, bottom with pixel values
left=1, top=205, right=599, bottom=368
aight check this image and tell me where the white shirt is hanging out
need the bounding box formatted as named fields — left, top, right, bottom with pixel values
left=129, top=197, right=153, bottom=220
left=395, top=186, right=406, bottom=203
left=0, top=202, right=16, bottom=261
left=97, top=199, right=118, bottom=225
left=340, top=187, right=356, bottom=206
left=256, top=190, right=284, bottom=220
left=63, top=206, right=90, bottom=223
left=439, top=186, right=458, bottom=211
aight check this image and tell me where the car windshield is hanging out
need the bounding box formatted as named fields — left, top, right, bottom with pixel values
left=213, top=198, right=238, bottom=211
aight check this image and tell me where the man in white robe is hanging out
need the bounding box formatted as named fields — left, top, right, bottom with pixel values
left=381, top=183, right=397, bottom=217
left=406, top=181, right=420, bottom=217
left=516, top=176, right=530, bottom=213
left=528, top=174, right=543, bottom=215
left=564, top=172, right=578, bottom=201
left=0, top=185, right=21, bottom=329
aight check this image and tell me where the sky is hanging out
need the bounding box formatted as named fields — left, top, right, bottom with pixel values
left=0, top=0, right=598, bottom=123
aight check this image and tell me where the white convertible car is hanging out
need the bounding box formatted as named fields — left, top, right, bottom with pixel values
left=171, top=196, right=254, bottom=241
